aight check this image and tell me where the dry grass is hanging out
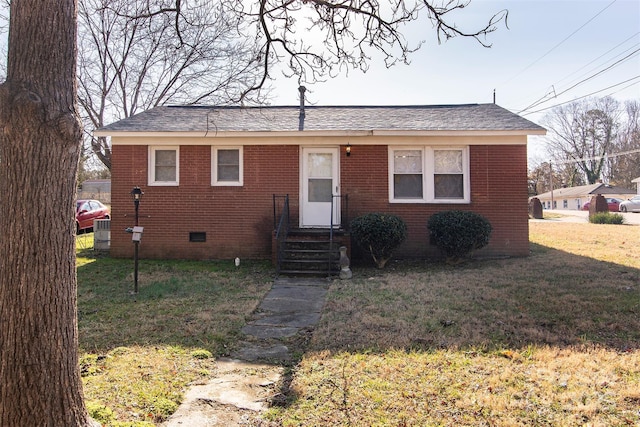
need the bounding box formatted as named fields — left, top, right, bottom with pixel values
left=76, top=222, right=640, bottom=426
left=81, top=346, right=217, bottom=425
left=275, top=347, right=639, bottom=426
left=310, top=223, right=639, bottom=352
left=265, top=222, right=640, bottom=426
left=76, top=244, right=273, bottom=424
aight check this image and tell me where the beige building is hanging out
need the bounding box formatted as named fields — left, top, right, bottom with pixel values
left=534, top=183, right=636, bottom=210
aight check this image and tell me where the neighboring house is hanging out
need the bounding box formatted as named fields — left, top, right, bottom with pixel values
left=78, top=179, right=111, bottom=204
left=94, top=103, right=545, bottom=261
left=534, top=183, right=636, bottom=210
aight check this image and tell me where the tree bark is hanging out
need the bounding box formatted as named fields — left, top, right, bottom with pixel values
left=0, top=1, right=95, bottom=425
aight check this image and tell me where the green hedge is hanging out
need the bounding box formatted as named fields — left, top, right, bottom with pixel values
left=427, top=210, right=492, bottom=263
left=588, top=212, right=624, bottom=224
left=350, top=213, right=407, bottom=268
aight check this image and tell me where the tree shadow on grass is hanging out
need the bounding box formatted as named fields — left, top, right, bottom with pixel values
left=77, top=241, right=639, bottom=358
left=310, top=242, right=640, bottom=354
left=269, top=242, right=640, bottom=426
left=77, top=256, right=274, bottom=355
left=76, top=240, right=640, bottom=425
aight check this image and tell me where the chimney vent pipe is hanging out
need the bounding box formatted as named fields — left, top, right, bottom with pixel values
left=298, top=86, right=306, bottom=131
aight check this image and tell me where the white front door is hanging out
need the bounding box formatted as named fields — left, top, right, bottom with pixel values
left=301, top=147, right=340, bottom=228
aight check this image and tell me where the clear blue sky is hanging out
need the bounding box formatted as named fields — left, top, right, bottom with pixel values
left=268, top=0, right=640, bottom=161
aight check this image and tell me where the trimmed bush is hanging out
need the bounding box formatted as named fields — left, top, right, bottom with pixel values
left=588, top=212, right=624, bottom=224
left=427, top=210, right=492, bottom=263
left=351, top=213, right=407, bottom=268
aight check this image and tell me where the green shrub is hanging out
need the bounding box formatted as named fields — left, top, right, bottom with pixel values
left=350, top=213, right=407, bottom=268
left=427, top=210, right=492, bottom=263
left=190, top=349, right=213, bottom=359
left=589, top=212, right=624, bottom=224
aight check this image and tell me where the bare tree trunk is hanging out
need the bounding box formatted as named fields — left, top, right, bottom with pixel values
left=0, top=1, right=95, bottom=425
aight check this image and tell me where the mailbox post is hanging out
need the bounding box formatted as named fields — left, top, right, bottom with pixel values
left=131, top=187, right=144, bottom=294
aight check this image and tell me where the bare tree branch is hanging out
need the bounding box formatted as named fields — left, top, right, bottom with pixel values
left=136, top=1, right=508, bottom=101
left=543, top=97, right=621, bottom=185
left=77, top=0, right=265, bottom=170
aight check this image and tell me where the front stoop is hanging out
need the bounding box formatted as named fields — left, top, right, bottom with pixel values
left=276, top=229, right=349, bottom=277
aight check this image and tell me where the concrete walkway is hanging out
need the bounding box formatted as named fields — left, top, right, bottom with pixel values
left=162, top=277, right=331, bottom=426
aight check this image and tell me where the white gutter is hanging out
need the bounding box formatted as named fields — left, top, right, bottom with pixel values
left=93, top=128, right=546, bottom=138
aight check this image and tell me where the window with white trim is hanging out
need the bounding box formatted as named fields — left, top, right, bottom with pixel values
left=212, top=147, right=243, bottom=186
left=389, top=146, right=470, bottom=203
left=149, top=146, right=179, bottom=186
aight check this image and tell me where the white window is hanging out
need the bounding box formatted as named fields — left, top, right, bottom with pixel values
left=149, top=146, right=179, bottom=186
left=389, top=146, right=470, bottom=203
left=212, top=147, right=243, bottom=186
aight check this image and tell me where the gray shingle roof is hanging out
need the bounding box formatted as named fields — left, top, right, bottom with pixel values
left=535, top=183, right=636, bottom=199
left=96, top=103, right=545, bottom=135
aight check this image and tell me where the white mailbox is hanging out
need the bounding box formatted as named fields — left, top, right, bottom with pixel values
left=132, top=226, right=144, bottom=242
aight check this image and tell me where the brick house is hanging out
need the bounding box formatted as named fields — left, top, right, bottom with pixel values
left=95, top=103, right=545, bottom=265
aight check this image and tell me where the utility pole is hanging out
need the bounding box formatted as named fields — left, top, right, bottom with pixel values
left=549, top=161, right=554, bottom=209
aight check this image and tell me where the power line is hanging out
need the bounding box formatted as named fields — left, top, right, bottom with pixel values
left=518, top=48, right=640, bottom=114
left=499, top=0, right=619, bottom=89
left=551, top=148, right=640, bottom=165
left=521, top=75, right=640, bottom=116
left=554, top=33, right=639, bottom=90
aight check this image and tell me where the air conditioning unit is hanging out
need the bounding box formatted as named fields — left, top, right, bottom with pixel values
left=93, top=219, right=111, bottom=250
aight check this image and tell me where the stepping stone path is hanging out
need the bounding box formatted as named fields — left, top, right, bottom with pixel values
left=162, top=277, right=330, bottom=426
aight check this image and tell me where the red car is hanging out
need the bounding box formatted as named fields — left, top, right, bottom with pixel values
left=76, top=199, right=110, bottom=233
left=581, top=197, right=623, bottom=212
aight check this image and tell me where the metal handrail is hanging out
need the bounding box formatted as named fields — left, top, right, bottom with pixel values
left=273, top=194, right=290, bottom=276
left=328, top=194, right=349, bottom=275
left=273, top=193, right=348, bottom=277
left=329, top=194, right=349, bottom=230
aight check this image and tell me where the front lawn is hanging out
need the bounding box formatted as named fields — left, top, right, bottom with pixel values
left=266, top=222, right=640, bottom=426
left=76, top=222, right=640, bottom=425
left=76, top=236, right=273, bottom=424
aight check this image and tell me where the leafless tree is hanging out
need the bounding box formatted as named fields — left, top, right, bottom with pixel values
left=543, top=97, right=620, bottom=185
left=0, top=1, right=98, bottom=425
left=528, top=160, right=582, bottom=196
left=608, top=100, right=640, bottom=188
left=0, top=1, right=507, bottom=424
left=78, top=0, right=265, bottom=170
left=0, top=7, right=6, bottom=79
left=134, top=0, right=508, bottom=98
left=528, top=161, right=549, bottom=196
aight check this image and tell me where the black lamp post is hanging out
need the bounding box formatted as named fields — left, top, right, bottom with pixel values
left=131, top=186, right=143, bottom=293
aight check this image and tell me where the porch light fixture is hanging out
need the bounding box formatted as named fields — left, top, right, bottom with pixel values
left=346, top=143, right=351, bottom=157
left=131, top=186, right=144, bottom=206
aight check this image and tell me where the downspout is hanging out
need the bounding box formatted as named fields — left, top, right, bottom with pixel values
left=298, top=86, right=306, bottom=131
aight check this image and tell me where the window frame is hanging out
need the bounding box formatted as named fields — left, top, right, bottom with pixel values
left=148, top=146, right=179, bottom=186
left=388, top=146, right=470, bottom=204
left=212, top=146, right=243, bottom=187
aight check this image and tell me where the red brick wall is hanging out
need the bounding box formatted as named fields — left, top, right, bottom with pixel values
left=111, top=144, right=299, bottom=259
left=341, top=144, right=529, bottom=259
left=111, top=143, right=528, bottom=260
